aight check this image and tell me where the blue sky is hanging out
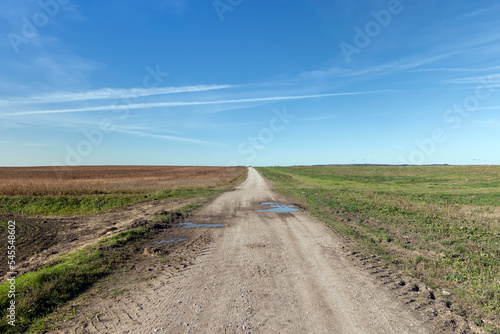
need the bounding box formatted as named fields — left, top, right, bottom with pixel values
left=1, top=0, right=500, bottom=166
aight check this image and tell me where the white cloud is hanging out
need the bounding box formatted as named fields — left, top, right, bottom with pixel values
left=300, top=52, right=459, bottom=81
left=0, top=141, right=51, bottom=147
left=111, top=128, right=220, bottom=146
left=411, top=66, right=500, bottom=73
left=443, top=74, right=500, bottom=85
left=0, top=84, right=234, bottom=105
left=303, top=114, right=339, bottom=122
left=1, top=90, right=391, bottom=116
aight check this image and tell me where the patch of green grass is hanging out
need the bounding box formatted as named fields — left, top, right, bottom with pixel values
left=0, top=213, right=185, bottom=332
left=0, top=228, right=140, bottom=333
left=258, top=165, right=500, bottom=330
left=0, top=194, right=140, bottom=216
left=98, top=226, right=149, bottom=248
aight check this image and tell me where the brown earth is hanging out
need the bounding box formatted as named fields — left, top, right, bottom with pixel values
left=0, top=197, right=200, bottom=282
left=44, top=168, right=481, bottom=334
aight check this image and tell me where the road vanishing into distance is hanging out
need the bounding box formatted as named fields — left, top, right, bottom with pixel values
left=60, top=168, right=433, bottom=333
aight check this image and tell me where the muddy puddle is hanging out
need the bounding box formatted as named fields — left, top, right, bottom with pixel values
left=179, top=222, right=224, bottom=228
left=151, top=238, right=187, bottom=245
left=256, top=202, right=299, bottom=212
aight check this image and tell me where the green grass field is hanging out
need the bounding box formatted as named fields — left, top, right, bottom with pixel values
left=258, top=165, right=500, bottom=333
left=0, top=187, right=226, bottom=216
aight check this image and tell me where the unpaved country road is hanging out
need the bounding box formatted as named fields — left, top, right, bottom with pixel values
left=68, top=167, right=434, bottom=333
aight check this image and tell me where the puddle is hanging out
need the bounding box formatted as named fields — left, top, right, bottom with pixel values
left=178, top=222, right=224, bottom=228
left=151, top=238, right=187, bottom=245
left=255, top=202, right=299, bottom=213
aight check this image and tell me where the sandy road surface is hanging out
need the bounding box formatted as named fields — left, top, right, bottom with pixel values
left=58, top=167, right=434, bottom=333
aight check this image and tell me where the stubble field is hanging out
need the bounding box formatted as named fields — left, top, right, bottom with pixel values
left=0, top=165, right=244, bottom=195
left=0, top=166, right=245, bottom=215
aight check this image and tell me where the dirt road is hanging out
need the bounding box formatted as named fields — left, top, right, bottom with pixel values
left=57, top=167, right=435, bottom=333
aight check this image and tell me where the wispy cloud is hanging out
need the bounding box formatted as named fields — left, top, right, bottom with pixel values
left=0, top=141, right=51, bottom=147
left=0, top=117, right=215, bottom=146
left=0, top=117, right=218, bottom=146
left=301, top=26, right=500, bottom=85
left=355, top=52, right=461, bottom=76
left=303, top=114, right=340, bottom=122
left=8, top=116, right=185, bottom=138
left=0, top=84, right=234, bottom=105
left=443, top=74, right=500, bottom=85
left=184, top=120, right=268, bottom=129
left=411, top=66, right=500, bottom=73
left=2, top=91, right=391, bottom=117
left=111, top=128, right=220, bottom=146
left=301, top=52, right=459, bottom=80
left=32, top=53, right=101, bottom=87
left=457, top=3, right=500, bottom=20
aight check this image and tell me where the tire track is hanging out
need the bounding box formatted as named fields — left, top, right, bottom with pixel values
left=52, top=167, right=435, bottom=334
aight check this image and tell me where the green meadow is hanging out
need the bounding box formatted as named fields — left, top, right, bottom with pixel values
left=258, top=165, right=500, bottom=333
